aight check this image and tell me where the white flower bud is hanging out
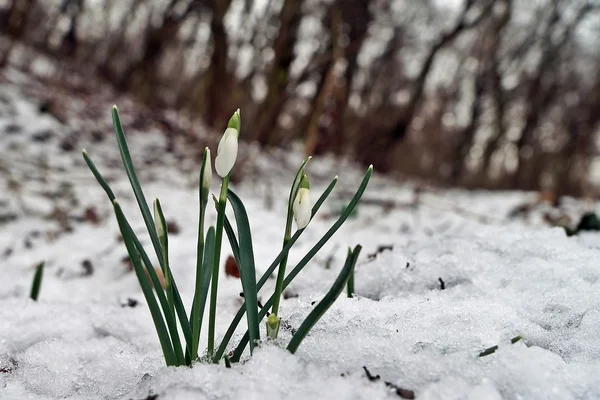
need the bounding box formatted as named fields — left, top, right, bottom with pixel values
left=202, top=148, right=212, bottom=189
left=215, top=127, right=239, bottom=177
left=293, top=187, right=311, bottom=229
left=153, top=199, right=166, bottom=239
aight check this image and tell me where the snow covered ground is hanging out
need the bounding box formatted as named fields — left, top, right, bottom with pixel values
left=1, top=73, right=599, bottom=400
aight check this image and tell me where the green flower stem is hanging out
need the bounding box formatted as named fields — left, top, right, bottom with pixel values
left=270, top=221, right=292, bottom=318
left=212, top=177, right=338, bottom=363
left=271, top=157, right=311, bottom=327
left=191, top=194, right=206, bottom=358
left=208, top=174, right=230, bottom=357
left=230, top=166, right=372, bottom=361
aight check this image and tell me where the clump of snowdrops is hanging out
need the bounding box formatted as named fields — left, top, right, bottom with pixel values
left=82, top=106, right=371, bottom=366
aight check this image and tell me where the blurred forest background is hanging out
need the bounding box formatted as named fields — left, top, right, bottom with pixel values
left=1, top=0, right=600, bottom=198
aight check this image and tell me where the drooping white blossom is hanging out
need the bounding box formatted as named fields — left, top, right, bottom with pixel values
left=215, top=127, right=238, bottom=177
left=293, top=174, right=312, bottom=229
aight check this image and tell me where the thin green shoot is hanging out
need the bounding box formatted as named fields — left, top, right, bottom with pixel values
left=29, top=261, right=44, bottom=301
left=287, top=245, right=362, bottom=354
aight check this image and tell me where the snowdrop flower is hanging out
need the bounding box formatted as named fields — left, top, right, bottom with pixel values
left=202, top=148, right=212, bottom=189
left=215, top=110, right=240, bottom=177
left=293, top=174, right=311, bottom=229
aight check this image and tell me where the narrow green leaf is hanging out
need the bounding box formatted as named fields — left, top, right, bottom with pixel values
left=111, top=106, right=165, bottom=279
left=223, top=215, right=241, bottom=263
left=212, top=176, right=338, bottom=362
left=113, top=200, right=177, bottom=366
left=230, top=166, right=372, bottom=361
left=227, top=189, right=260, bottom=354
left=109, top=109, right=182, bottom=325
left=83, top=150, right=116, bottom=200
left=120, top=203, right=184, bottom=364
left=128, top=217, right=192, bottom=364
left=152, top=198, right=184, bottom=364
left=346, top=259, right=355, bottom=298
left=191, top=148, right=211, bottom=359
left=478, top=345, right=499, bottom=357
left=82, top=149, right=192, bottom=362
left=287, top=245, right=361, bottom=354
left=29, top=261, right=44, bottom=301
left=190, top=226, right=215, bottom=359
left=479, top=335, right=523, bottom=357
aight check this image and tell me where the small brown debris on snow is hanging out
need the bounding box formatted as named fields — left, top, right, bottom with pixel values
left=225, top=255, right=240, bottom=278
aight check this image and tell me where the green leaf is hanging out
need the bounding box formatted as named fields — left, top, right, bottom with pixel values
left=223, top=215, right=241, bottom=263
left=83, top=150, right=116, bottom=200
left=346, top=258, right=355, bottom=298
left=478, top=345, right=499, bottom=357
left=29, top=261, right=44, bottom=301
left=151, top=198, right=183, bottom=364
left=230, top=166, right=372, bottom=361
left=111, top=107, right=163, bottom=260
left=223, top=355, right=232, bottom=368
left=212, top=176, right=338, bottom=362
left=113, top=200, right=177, bottom=366
left=227, top=189, right=260, bottom=354
left=511, top=335, right=523, bottom=344
left=190, top=226, right=215, bottom=359
left=112, top=108, right=194, bottom=345
left=191, top=148, right=211, bottom=359
left=82, top=148, right=192, bottom=363
left=272, top=157, right=312, bottom=320
left=287, top=245, right=361, bottom=354
left=479, top=335, right=523, bottom=357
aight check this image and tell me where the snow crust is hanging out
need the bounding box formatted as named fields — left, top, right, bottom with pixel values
left=1, top=76, right=599, bottom=399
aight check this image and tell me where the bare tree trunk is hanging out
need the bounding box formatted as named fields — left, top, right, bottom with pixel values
left=304, top=6, right=343, bottom=156
left=115, top=0, right=198, bottom=102
left=450, top=61, right=485, bottom=183
left=480, top=0, right=511, bottom=179
left=57, top=0, right=84, bottom=57
left=323, top=0, right=372, bottom=152
left=514, top=0, right=592, bottom=189
left=354, top=0, right=494, bottom=172
left=250, top=0, right=304, bottom=145
left=202, top=0, right=233, bottom=129
left=3, top=0, right=33, bottom=37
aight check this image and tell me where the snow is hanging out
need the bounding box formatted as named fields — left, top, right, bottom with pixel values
left=1, top=74, right=600, bottom=400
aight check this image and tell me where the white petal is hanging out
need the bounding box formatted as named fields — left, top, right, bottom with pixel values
left=293, top=188, right=311, bottom=229
left=215, top=129, right=238, bottom=177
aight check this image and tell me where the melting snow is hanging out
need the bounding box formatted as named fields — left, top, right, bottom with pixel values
left=1, top=75, right=599, bottom=399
